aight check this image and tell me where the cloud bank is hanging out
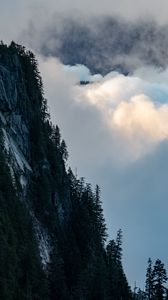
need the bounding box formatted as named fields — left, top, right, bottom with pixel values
left=19, top=14, right=168, bottom=77
left=38, top=57, right=168, bottom=162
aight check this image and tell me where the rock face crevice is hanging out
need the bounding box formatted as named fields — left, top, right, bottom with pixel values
left=0, top=59, right=30, bottom=158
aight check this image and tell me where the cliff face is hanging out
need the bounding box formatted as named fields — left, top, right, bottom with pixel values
left=0, top=42, right=132, bottom=300
left=0, top=43, right=75, bottom=300
left=0, top=48, right=52, bottom=266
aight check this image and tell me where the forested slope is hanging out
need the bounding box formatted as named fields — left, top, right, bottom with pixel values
left=0, top=42, right=132, bottom=300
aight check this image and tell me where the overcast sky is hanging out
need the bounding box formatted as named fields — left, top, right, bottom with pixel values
left=2, top=0, right=168, bottom=289
left=1, top=0, right=168, bottom=43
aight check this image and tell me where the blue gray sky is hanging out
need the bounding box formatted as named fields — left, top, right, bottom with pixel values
left=2, top=0, right=168, bottom=289
left=39, top=59, right=168, bottom=288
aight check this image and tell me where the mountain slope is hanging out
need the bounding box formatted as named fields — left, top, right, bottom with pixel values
left=0, top=42, right=132, bottom=300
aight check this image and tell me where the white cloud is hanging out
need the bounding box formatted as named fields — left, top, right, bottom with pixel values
left=112, top=95, right=168, bottom=141
left=72, top=72, right=168, bottom=159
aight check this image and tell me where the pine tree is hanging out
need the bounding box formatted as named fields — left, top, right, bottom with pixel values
left=94, top=185, right=107, bottom=246
left=145, top=258, right=154, bottom=300
left=52, top=125, right=61, bottom=148
left=152, top=259, right=167, bottom=300
left=115, top=229, right=123, bottom=263
left=106, top=231, right=132, bottom=300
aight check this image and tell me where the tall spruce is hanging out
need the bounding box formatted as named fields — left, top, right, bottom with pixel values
left=146, top=258, right=154, bottom=300
left=153, top=259, right=167, bottom=300
left=106, top=230, right=132, bottom=300
left=94, top=185, right=107, bottom=246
